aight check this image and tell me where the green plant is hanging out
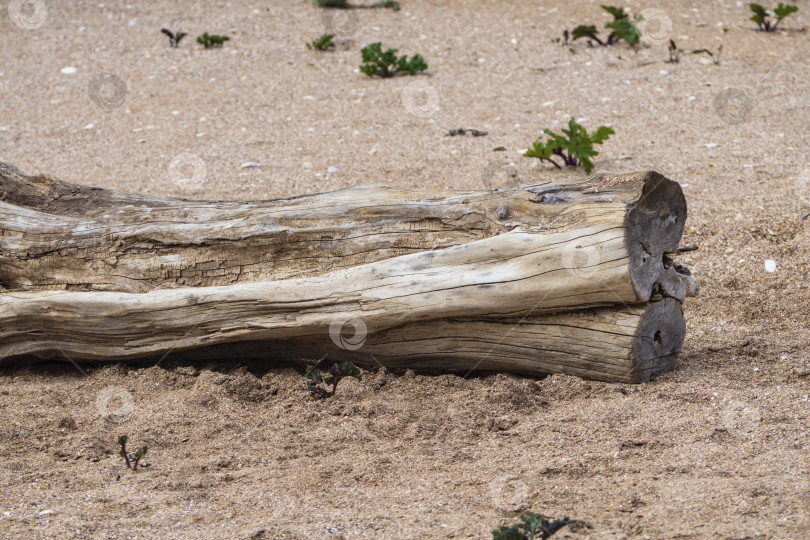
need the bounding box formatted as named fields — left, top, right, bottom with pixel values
left=569, top=6, right=640, bottom=47
left=118, top=435, right=148, bottom=470
left=161, top=28, right=187, bottom=47
left=305, top=362, right=362, bottom=397
left=692, top=45, right=723, bottom=65
left=370, top=0, right=400, bottom=9
left=359, top=42, right=428, bottom=77
left=749, top=3, right=798, bottom=31
left=492, top=512, right=575, bottom=540
left=524, top=118, right=614, bottom=174
left=571, top=24, right=605, bottom=46
left=307, top=33, right=336, bottom=50
left=602, top=5, right=641, bottom=46
left=196, top=32, right=230, bottom=49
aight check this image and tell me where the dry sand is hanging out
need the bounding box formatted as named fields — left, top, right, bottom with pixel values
left=1, top=0, right=809, bottom=538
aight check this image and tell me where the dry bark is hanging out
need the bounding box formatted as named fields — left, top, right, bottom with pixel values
left=0, top=162, right=694, bottom=382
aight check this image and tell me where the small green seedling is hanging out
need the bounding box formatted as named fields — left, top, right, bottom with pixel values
left=359, top=42, right=428, bottom=77
left=571, top=24, right=605, bottom=46
left=692, top=45, right=723, bottom=65
left=308, top=33, right=336, bottom=50
left=602, top=5, right=641, bottom=46
left=314, top=0, right=400, bottom=9
left=161, top=28, right=187, bottom=47
left=118, top=435, right=148, bottom=471
left=305, top=362, right=362, bottom=397
left=569, top=6, right=640, bottom=47
left=492, top=512, right=575, bottom=540
left=524, top=118, right=614, bottom=174
left=749, top=3, right=798, bottom=31
left=197, top=32, right=230, bottom=49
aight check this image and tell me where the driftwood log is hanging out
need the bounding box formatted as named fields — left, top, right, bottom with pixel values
left=0, top=162, right=696, bottom=383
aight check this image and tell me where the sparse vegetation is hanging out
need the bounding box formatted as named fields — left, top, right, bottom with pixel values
left=118, top=435, right=148, bottom=470
left=196, top=32, right=230, bottom=49
left=305, top=361, right=362, bottom=397
left=161, top=28, right=187, bottom=47
left=524, top=118, right=614, bottom=174
left=749, top=3, right=798, bottom=31
left=307, top=33, right=336, bottom=50
left=314, top=0, right=400, bottom=10
left=569, top=6, right=640, bottom=47
left=359, top=42, right=427, bottom=77
left=492, top=512, right=575, bottom=540
left=692, top=45, right=723, bottom=65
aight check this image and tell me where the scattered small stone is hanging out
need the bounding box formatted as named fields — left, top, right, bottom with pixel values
left=60, top=66, right=78, bottom=75
left=764, top=259, right=776, bottom=273
left=327, top=166, right=339, bottom=174
left=240, top=162, right=262, bottom=169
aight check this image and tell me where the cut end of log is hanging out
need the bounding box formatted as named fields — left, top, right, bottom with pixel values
left=620, top=171, right=688, bottom=302
left=631, top=298, right=686, bottom=382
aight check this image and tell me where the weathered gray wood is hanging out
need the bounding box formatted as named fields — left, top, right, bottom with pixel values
left=0, top=161, right=687, bottom=303
left=0, top=162, right=694, bottom=382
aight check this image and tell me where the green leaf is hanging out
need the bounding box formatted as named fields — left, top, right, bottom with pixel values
left=371, top=0, right=400, bottom=9
left=308, top=33, right=335, bottom=50
left=314, top=0, right=349, bottom=6
left=360, top=42, right=426, bottom=77
left=524, top=118, right=613, bottom=174
left=571, top=24, right=599, bottom=41
left=749, top=3, right=768, bottom=18
left=330, top=361, right=362, bottom=382
left=590, top=125, right=615, bottom=145
left=774, top=3, right=798, bottom=21
left=600, top=5, right=628, bottom=20
left=491, top=525, right=525, bottom=540
left=606, top=18, right=640, bottom=46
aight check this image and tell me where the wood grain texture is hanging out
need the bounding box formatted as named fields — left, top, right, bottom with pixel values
left=0, top=162, right=693, bottom=382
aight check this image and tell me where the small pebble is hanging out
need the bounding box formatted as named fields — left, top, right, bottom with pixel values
left=240, top=162, right=262, bottom=169
left=327, top=166, right=339, bottom=174
left=60, top=66, right=78, bottom=74
left=764, top=259, right=776, bottom=273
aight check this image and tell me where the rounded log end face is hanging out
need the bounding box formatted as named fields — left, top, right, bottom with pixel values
left=631, top=298, right=685, bottom=382
left=625, top=171, right=687, bottom=302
